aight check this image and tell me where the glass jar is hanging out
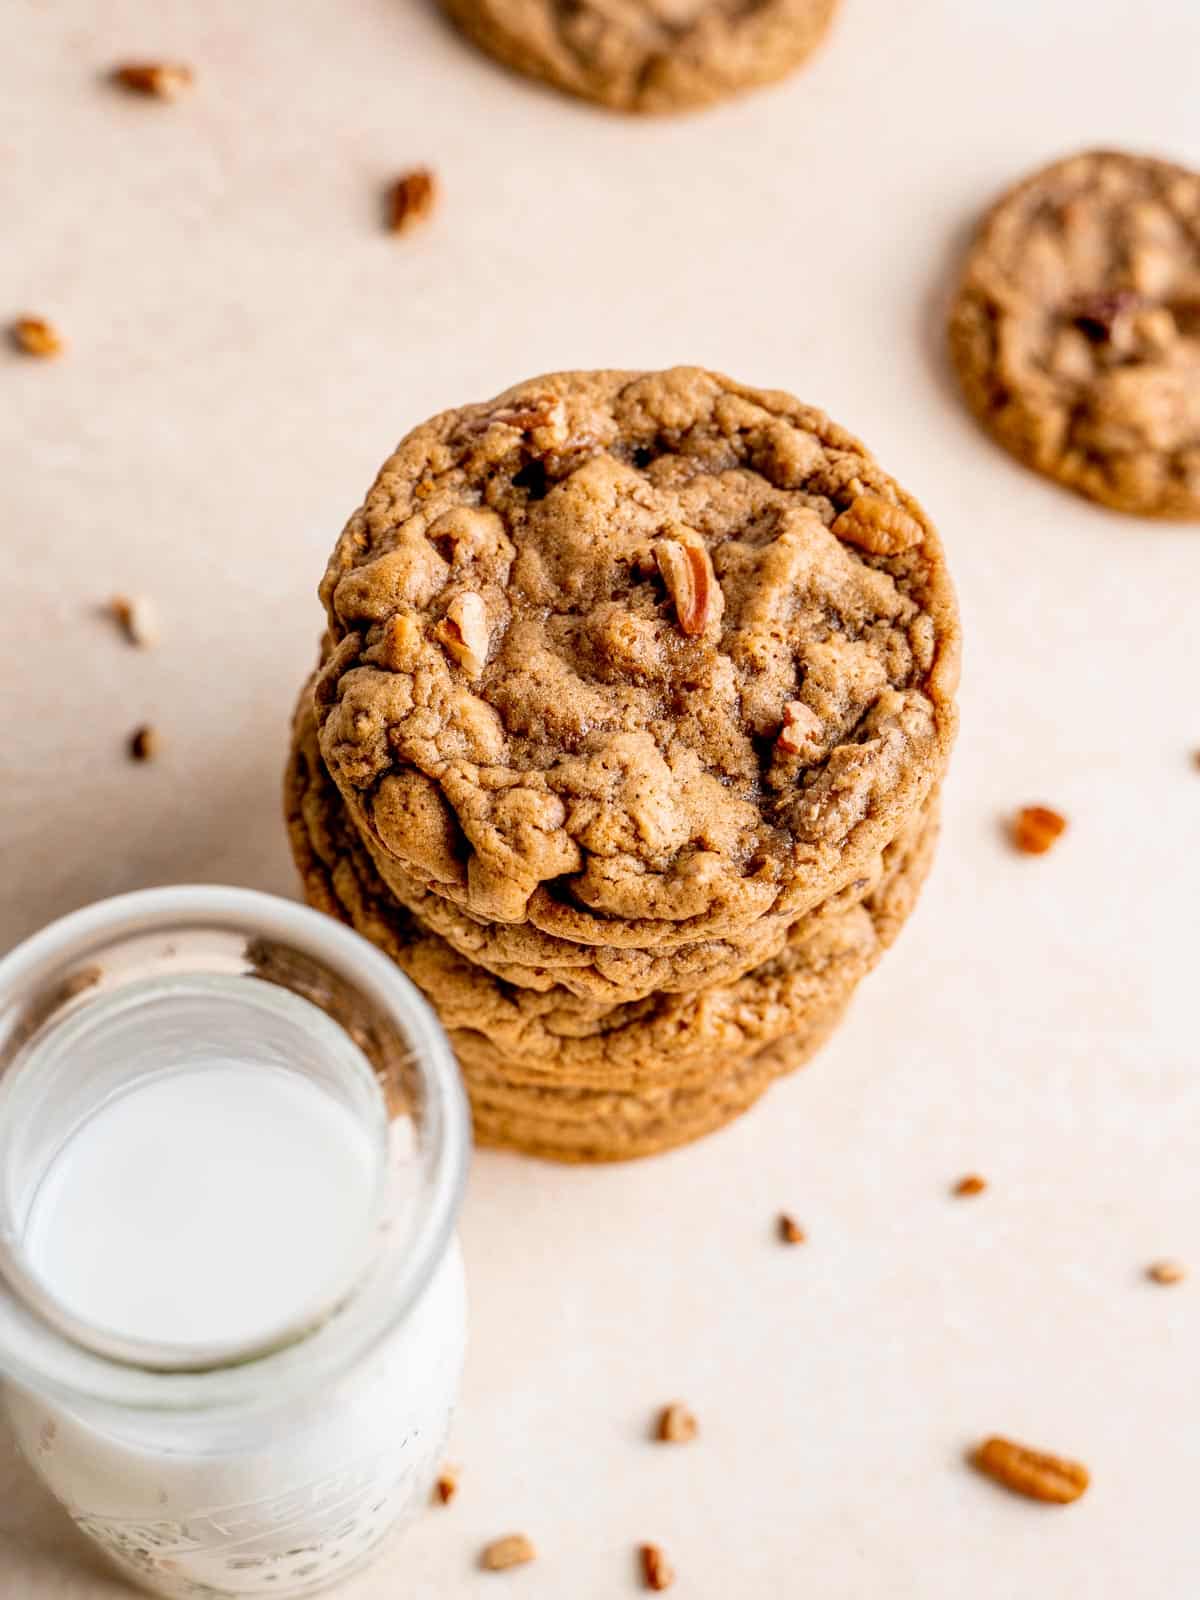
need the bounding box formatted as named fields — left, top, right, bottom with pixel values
left=0, top=887, right=469, bottom=1600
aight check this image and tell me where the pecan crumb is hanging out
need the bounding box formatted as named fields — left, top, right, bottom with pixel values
left=640, top=1543, right=674, bottom=1591
left=112, top=62, right=194, bottom=99
left=387, top=168, right=437, bottom=234
left=830, top=493, right=924, bottom=556
left=433, top=1465, right=459, bottom=1504
left=110, top=593, right=160, bottom=648
left=654, top=539, right=723, bottom=637
left=970, top=1436, right=1089, bottom=1504
left=434, top=592, right=490, bottom=679
left=776, top=701, right=822, bottom=759
left=1147, top=1259, right=1186, bottom=1285
left=1011, top=805, right=1067, bottom=855
left=480, top=1533, right=536, bottom=1572
left=778, top=1213, right=806, bottom=1244
left=128, top=724, right=159, bottom=762
left=656, top=1402, right=698, bottom=1444
left=11, top=316, right=64, bottom=358
left=953, top=1174, right=987, bottom=1198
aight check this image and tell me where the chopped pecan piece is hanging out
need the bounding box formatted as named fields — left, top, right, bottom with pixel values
left=776, top=701, right=822, bottom=759
left=110, top=594, right=159, bottom=648
left=778, top=1213, right=806, bottom=1244
left=434, top=592, right=490, bottom=679
left=387, top=168, right=437, bottom=234
left=1147, top=1259, right=1186, bottom=1285
left=971, top=1436, right=1089, bottom=1504
left=640, top=1543, right=674, bottom=1591
left=112, top=62, right=194, bottom=99
left=433, top=1465, right=460, bottom=1504
left=656, top=1402, right=698, bottom=1443
left=953, top=1174, right=987, bottom=1197
left=830, top=494, right=924, bottom=556
left=128, top=725, right=159, bottom=762
left=480, top=1533, right=536, bottom=1571
left=1011, top=805, right=1067, bottom=855
left=654, top=540, right=722, bottom=637
left=11, top=316, right=63, bottom=358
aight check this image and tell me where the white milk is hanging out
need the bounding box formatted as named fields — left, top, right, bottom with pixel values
left=23, top=1063, right=382, bottom=1354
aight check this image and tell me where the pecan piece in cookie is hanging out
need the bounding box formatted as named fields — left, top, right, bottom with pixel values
left=971, top=1436, right=1089, bottom=1504
left=830, top=494, right=924, bottom=556
left=654, top=539, right=722, bottom=637
left=434, top=592, right=490, bottom=678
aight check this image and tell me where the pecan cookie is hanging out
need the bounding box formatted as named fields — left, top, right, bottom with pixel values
left=286, top=694, right=939, bottom=1095
left=950, top=149, right=1200, bottom=518
left=314, top=368, right=959, bottom=949
left=440, top=0, right=840, bottom=115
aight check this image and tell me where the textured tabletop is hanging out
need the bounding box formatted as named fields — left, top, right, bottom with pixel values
left=2, top=1, right=1198, bottom=1595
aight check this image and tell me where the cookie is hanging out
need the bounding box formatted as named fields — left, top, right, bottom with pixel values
left=286, top=692, right=938, bottom=1094
left=949, top=149, right=1200, bottom=519
left=439, top=0, right=840, bottom=116
left=466, top=1006, right=849, bottom=1163
left=315, top=368, right=959, bottom=949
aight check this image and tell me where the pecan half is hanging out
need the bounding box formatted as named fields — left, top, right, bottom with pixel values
left=112, top=62, right=194, bottom=99
left=656, top=1402, right=698, bottom=1444
left=776, top=701, right=822, bottom=759
left=971, top=1436, right=1089, bottom=1504
left=434, top=592, right=490, bottom=679
left=387, top=169, right=437, bottom=234
left=830, top=494, right=924, bottom=556
left=640, top=1544, right=674, bottom=1591
left=11, top=316, right=63, bottom=358
left=655, top=540, right=722, bottom=637
left=480, top=1533, right=536, bottom=1571
left=1011, top=805, right=1067, bottom=855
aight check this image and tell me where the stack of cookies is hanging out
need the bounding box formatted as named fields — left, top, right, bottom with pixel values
left=286, top=368, right=960, bottom=1161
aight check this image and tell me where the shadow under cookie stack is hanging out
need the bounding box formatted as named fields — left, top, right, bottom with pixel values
left=286, top=368, right=960, bottom=1162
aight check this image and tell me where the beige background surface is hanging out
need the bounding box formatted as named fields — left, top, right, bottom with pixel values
left=2, top=0, right=1199, bottom=1594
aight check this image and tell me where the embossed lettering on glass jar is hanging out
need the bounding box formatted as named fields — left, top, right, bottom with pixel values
left=0, top=888, right=468, bottom=1600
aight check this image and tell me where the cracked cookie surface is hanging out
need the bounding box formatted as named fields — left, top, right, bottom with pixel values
left=950, top=149, right=1200, bottom=518
left=287, top=693, right=939, bottom=1094
left=315, top=369, right=958, bottom=950
left=439, top=0, right=839, bottom=115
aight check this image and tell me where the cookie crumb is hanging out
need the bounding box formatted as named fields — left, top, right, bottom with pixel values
left=1147, top=1259, right=1186, bottom=1285
left=433, top=1465, right=459, bottom=1504
left=640, top=1543, right=674, bottom=1591
left=1011, top=805, right=1067, bottom=855
left=128, top=725, right=159, bottom=762
left=110, top=594, right=160, bottom=648
left=953, top=1174, right=987, bottom=1198
left=387, top=168, right=437, bottom=234
left=655, top=1402, right=698, bottom=1444
left=778, top=1213, right=806, bottom=1244
left=480, top=1533, right=535, bottom=1572
left=11, top=316, right=64, bottom=358
left=970, top=1435, right=1089, bottom=1504
left=112, top=62, right=194, bottom=99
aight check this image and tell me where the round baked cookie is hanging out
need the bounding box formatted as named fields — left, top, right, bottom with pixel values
left=950, top=149, right=1200, bottom=519
left=314, top=368, right=959, bottom=949
left=466, top=1006, right=848, bottom=1163
left=285, top=694, right=939, bottom=1094
left=439, top=0, right=840, bottom=116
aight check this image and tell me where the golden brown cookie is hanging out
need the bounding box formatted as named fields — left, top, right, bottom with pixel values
left=286, top=692, right=938, bottom=1096
left=440, top=0, right=840, bottom=116
left=949, top=149, right=1200, bottom=518
left=315, top=368, right=959, bottom=950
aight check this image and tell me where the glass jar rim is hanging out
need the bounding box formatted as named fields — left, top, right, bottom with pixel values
left=0, top=886, right=469, bottom=1419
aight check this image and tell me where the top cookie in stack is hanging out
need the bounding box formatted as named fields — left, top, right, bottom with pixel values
left=314, top=369, right=958, bottom=987
left=290, top=367, right=960, bottom=1158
